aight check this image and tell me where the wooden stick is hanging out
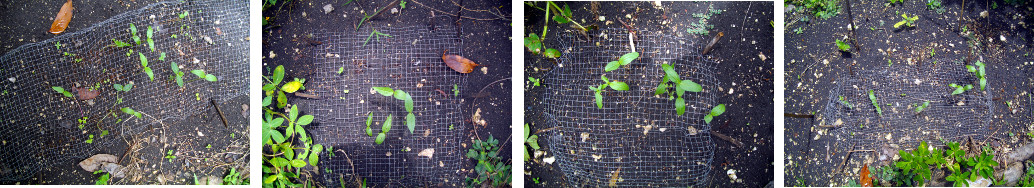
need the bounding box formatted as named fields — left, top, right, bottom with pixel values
left=211, top=99, right=229, bottom=128
left=712, top=131, right=744, bottom=148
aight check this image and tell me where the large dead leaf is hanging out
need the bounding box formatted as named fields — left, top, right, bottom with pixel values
left=442, top=51, right=479, bottom=73
left=860, top=163, right=873, bottom=187
left=50, top=0, right=74, bottom=34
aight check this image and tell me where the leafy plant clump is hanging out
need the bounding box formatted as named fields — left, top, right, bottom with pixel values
left=703, top=104, right=726, bottom=124
left=886, top=0, right=904, bottom=6
left=835, top=39, right=851, bottom=52
left=655, top=64, right=703, bottom=115
left=687, top=4, right=724, bottom=35
left=966, top=61, right=987, bottom=91
left=262, top=65, right=323, bottom=188
left=371, top=86, right=417, bottom=134
left=927, top=0, right=946, bottom=14
left=466, top=135, right=511, bottom=187
left=524, top=1, right=592, bottom=59
left=861, top=140, right=1002, bottom=186
left=790, top=0, right=841, bottom=19
left=894, top=13, right=919, bottom=28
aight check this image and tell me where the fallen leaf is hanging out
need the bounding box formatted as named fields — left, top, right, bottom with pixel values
left=860, top=163, right=873, bottom=187
left=417, top=148, right=434, bottom=158
left=49, top=0, right=74, bottom=34
left=79, top=154, right=117, bottom=172
left=75, top=87, right=99, bottom=100
left=442, top=51, right=480, bottom=73
left=608, top=167, right=621, bottom=187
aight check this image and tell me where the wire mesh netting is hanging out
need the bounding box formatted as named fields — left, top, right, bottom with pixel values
left=308, top=25, right=468, bottom=187
left=0, top=0, right=248, bottom=181
left=540, top=28, right=717, bottom=187
left=822, top=59, right=993, bottom=153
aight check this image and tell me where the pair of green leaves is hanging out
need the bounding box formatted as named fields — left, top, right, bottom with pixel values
left=949, top=83, right=974, bottom=95
left=527, top=77, right=541, bottom=87
left=524, top=33, right=561, bottom=58
left=604, top=52, right=640, bottom=72
left=703, top=104, right=726, bottom=124
left=121, top=107, right=143, bottom=119
left=370, top=114, right=393, bottom=145
left=590, top=75, right=629, bottom=109
left=111, top=39, right=132, bottom=48
left=914, top=101, right=930, bottom=113
left=52, top=86, right=74, bottom=98
left=838, top=96, right=854, bottom=108
left=372, top=86, right=417, bottom=134
left=523, top=124, right=540, bottom=161
left=868, top=90, right=882, bottom=116
left=147, top=26, right=155, bottom=52
left=966, top=61, right=987, bottom=91
left=656, top=64, right=703, bottom=115
left=550, top=3, right=573, bottom=24
left=113, top=83, right=134, bottom=92
left=140, top=53, right=154, bottom=81
left=130, top=23, right=141, bottom=45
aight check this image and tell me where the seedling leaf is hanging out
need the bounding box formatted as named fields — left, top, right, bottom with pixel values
left=676, top=97, right=686, bottom=115
left=381, top=114, right=393, bottom=133
left=679, top=80, right=703, bottom=92
left=609, top=81, right=629, bottom=91
left=372, top=87, right=394, bottom=96
left=604, top=61, right=621, bottom=72
left=375, top=133, right=386, bottom=144
left=710, top=104, right=726, bottom=116
left=618, top=52, right=639, bottom=65
left=406, top=112, right=415, bottom=134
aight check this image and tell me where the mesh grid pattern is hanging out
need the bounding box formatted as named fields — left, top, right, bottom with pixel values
left=823, top=59, right=993, bottom=152
left=0, top=0, right=248, bottom=181
left=541, top=29, right=716, bottom=187
left=309, top=25, right=467, bottom=187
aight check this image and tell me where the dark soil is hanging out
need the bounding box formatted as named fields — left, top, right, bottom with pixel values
left=523, top=1, right=774, bottom=187
left=0, top=0, right=250, bottom=185
left=261, top=0, right=512, bottom=187
left=784, top=0, right=1034, bottom=186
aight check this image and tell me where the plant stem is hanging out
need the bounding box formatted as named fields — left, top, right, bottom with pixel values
left=541, top=2, right=550, bottom=40
left=548, top=2, right=587, bottom=31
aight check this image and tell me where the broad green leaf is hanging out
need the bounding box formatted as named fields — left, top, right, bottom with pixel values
left=604, top=61, right=620, bottom=72
left=543, top=48, right=561, bottom=58
left=289, top=159, right=306, bottom=168
left=704, top=114, right=713, bottom=124
left=527, top=135, right=540, bottom=149
left=394, top=90, right=411, bottom=101
left=297, top=115, right=314, bottom=125
left=406, top=112, right=416, bottom=134
left=710, top=104, right=726, bottom=116
left=270, top=157, right=289, bottom=168
left=524, top=124, right=531, bottom=139
left=869, top=90, right=882, bottom=115
left=375, top=133, right=386, bottom=144
left=308, top=144, right=323, bottom=166
left=966, top=65, right=976, bottom=73
left=609, top=81, right=629, bottom=91
left=951, top=86, right=965, bottom=95
left=405, top=98, right=414, bottom=112
left=372, top=87, right=394, bottom=96
left=139, top=53, right=148, bottom=67
left=121, top=107, right=136, bottom=116
left=366, top=112, right=374, bottom=126
left=52, top=86, right=65, bottom=94
left=175, top=75, right=184, bottom=87
left=676, top=97, right=686, bottom=116
left=270, top=130, right=285, bottom=143
left=979, top=78, right=986, bottom=91
left=662, top=64, right=681, bottom=82
left=272, top=65, right=285, bottom=85
left=365, top=125, right=373, bottom=136
left=262, top=96, right=271, bottom=107
left=282, top=81, right=302, bottom=93
left=170, top=62, right=179, bottom=73
left=143, top=67, right=154, bottom=81
left=679, top=80, right=703, bottom=92
left=277, top=90, right=287, bottom=108
left=381, top=114, right=393, bottom=133
left=124, top=83, right=133, bottom=91
left=618, top=52, right=639, bottom=65
left=594, top=91, right=603, bottom=109
left=289, top=105, right=299, bottom=121
left=204, top=74, right=217, bottom=82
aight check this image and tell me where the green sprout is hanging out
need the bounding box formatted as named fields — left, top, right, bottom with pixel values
left=915, top=101, right=930, bottom=113
left=111, top=39, right=132, bottom=48
left=147, top=26, right=155, bottom=52
left=894, top=13, right=919, bottom=28
left=869, top=90, right=882, bottom=116
left=949, top=83, right=974, bottom=95
left=453, top=84, right=459, bottom=96
left=165, top=149, right=176, bottom=162
left=835, top=39, right=850, bottom=52
left=190, top=69, right=219, bottom=82
left=966, top=61, right=986, bottom=91
left=656, top=64, right=703, bottom=115
left=52, top=86, right=74, bottom=98
left=605, top=52, right=639, bottom=72
left=121, top=107, right=143, bottom=119
left=524, top=123, right=540, bottom=161
left=375, top=114, right=392, bottom=144
left=528, top=77, right=541, bottom=87
left=363, top=29, right=392, bottom=46
left=130, top=23, right=141, bottom=45
left=371, top=86, right=417, bottom=134
left=703, top=104, right=725, bottom=124
left=590, top=74, right=629, bottom=109
left=140, top=53, right=154, bottom=81
left=838, top=96, right=854, bottom=108
left=84, top=134, right=94, bottom=143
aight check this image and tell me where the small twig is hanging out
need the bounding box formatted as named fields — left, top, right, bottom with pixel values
left=834, top=143, right=857, bottom=175
left=410, top=0, right=509, bottom=21
left=211, top=99, right=229, bottom=128
left=712, top=131, right=744, bottom=148
left=294, top=92, right=320, bottom=99
left=785, top=113, right=815, bottom=119
left=533, top=126, right=561, bottom=135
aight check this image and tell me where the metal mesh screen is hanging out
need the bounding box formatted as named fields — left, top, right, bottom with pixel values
left=0, top=0, right=248, bottom=181
left=822, top=59, right=993, bottom=152
left=540, top=28, right=717, bottom=187
left=308, top=25, right=467, bottom=187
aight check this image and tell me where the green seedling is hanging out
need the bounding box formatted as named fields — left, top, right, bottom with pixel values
left=528, top=77, right=541, bottom=87
left=362, top=29, right=392, bottom=46
left=84, top=134, right=94, bottom=143
left=371, top=86, right=417, bottom=133
left=524, top=124, right=540, bottom=161
left=894, top=13, right=919, bottom=28
left=604, top=52, right=640, bottom=72
left=453, top=84, right=459, bottom=96
left=147, top=26, right=155, bottom=52
left=111, top=39, right=132, bottom=48
left=375, top=114, right=392, bottom=144
left=139, top=53, right=154, bottom=81
left=835, top=96, right=852, bottom=107
left=52, top=86, right=74, bottom=98
left=179, top=11, right=189, bottom=19
left=835, top=39, right=850, bottom=52
left=703, top=104, right=725, bottom=124
left=171, top=62, right=185, bottom=87
left=365, top=112, right=374, bottom=136
left=687, top=4, right=723, bottom=35
left=590, top=75, right=630, bottom=109
left=869, top=90, right=882, bottom=115
left=158, top=52, right=166, bottom=61
left=792, top=0, right=840, bottom=19
left=121, top=107, right=143, bottom=119
left=525, top=1, right=591, bottom=58
left=95, top=172, right=110, bottom=185
left=130, top=23, right=141, bottom=45
left=337, top=67, right=344, bottom=74
left=886, top=0, right=903, bottom=6
left=655, top=64, right=703, bottom=115
left=165, top=149, right=177, bottom=162
left=914, top=101, right=930, bottom=113
left=966, top=61, right=986, bottom=91
left=949, top=83, right=974, bottom=95
left=55, top=41, right=61, bottom=50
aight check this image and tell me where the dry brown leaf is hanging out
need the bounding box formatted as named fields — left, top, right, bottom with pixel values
left=417, top=148, right=434, bottom=159
left=608, top=167, right=621, bottom=187
left=442, top=50, right=479, bottom=73
left=76, top=87, right=99, bottom=100
left=49, top=0, right=74, bottom=34
left=860, top=163, right=873, bottom=187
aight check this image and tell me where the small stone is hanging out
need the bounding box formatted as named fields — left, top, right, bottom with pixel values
left=323, top=4, right=334, bottom=14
